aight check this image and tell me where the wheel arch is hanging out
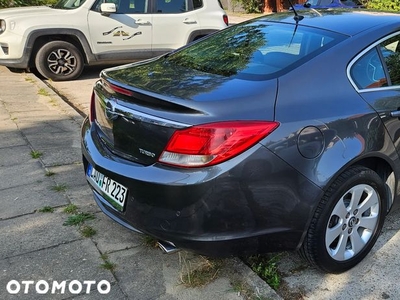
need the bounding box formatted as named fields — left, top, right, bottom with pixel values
left=324, top=155, right=397, bottom=214
left=295, top=150, right=398, bottom=254
left=186, top=29, right=218, bottom=44
left=26, top=29, right=96, bottom=68
left=347, top=156, right=396, bottom=213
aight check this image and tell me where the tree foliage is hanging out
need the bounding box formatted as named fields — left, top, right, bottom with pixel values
left=359, top=0, right=399, bottom=11
left=0, top=0, right=57, bottom=8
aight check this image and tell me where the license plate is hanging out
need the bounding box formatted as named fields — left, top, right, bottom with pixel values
left=87, top=164, right=128, bottom=211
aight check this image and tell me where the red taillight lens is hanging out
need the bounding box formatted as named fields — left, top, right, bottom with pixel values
left=108, top=83, right=133, bottom=97
left=103, top=79, right=133, bottom=97
left=159, top=121, right=279, bottom=167
left=89, top=91, right=96, bottom=123
left=223, top=14, right=229, bottom=26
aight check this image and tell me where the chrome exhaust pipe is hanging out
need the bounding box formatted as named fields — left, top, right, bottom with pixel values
left=157, top=240, right=180, bottom=254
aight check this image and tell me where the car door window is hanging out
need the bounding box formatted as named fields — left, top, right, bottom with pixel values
left=381, top=35, right=400, bottom=86
left=156, top=0, right=189, bottom=13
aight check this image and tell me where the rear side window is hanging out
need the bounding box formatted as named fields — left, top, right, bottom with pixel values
left=350, top=33, right=400, bottom=89
left=156, top=0, right=190, bottom=13
left=193, top=0, right=203, bottom=9
left=167, top=21, right=345, bottom=79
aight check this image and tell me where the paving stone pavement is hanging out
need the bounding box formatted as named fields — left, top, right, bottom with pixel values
left=0, top=65, right=280, bottom=300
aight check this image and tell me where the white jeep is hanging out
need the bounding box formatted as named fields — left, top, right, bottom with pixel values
left=0, top=0, right=228, bottom=80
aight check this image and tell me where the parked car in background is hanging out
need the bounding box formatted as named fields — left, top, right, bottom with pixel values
left=295, top=0, right=364, bottom=9
left=0, top=0, right=228, bottom=81
left=82, top=9, right=400, bottom=273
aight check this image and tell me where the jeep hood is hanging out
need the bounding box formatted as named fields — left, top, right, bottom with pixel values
left=0, top=5, right=88, bottom=20
left=0, top=6, right=57, bottom=19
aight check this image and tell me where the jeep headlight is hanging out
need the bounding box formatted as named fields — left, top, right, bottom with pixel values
left=0, top=20, right=5, bottom=34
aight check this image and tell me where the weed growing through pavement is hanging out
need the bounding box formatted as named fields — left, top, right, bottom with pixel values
left=30, top=150, right=43, bottom=159
left=49, top=98, right=58, bottom=106
left=25, top=77, right=36, bottom=83
left=45, top=170, right=55, bottom=177
left=51, top=183, right=67, bottom=192
left=63, top=203, right=78, bottom=214
left=63, top=212, right=95, bottom=226
left=80, top=225, right=97, bottom=237
left=100, top=254, right=116, bottom=272
left=247, top=254, right=281, bottom=290
left=179, top=253, right=222, bottom=287
left=38, top=206, right=54, bottom=213
left=38, top=88, right=50, bottom=96
left=142, top=235, right=158, bottom=248
left=62, top=204, right=97, bottom=238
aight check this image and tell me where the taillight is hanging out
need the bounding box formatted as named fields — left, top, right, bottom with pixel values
left=89, top=91, right=96, bottom=123
left=103, top=79, right=133, bottom=97
left=223, top=14, right=229, bottom=26
left=159, top=121, right=279, bottom=167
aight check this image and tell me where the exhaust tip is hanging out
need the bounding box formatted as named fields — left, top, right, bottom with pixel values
left=157, top=240, right=180, bottom=254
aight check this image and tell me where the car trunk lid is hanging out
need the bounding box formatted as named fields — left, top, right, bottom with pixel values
left=91, top=59, right=278, bottom=166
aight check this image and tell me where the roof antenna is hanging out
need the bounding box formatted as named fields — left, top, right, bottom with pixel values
left=287, top=0, right=304, bottom=22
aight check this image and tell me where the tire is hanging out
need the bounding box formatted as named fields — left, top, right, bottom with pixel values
left=299, top=166, right=387, bottom=273
left=35, top=41, right=84, bottom=81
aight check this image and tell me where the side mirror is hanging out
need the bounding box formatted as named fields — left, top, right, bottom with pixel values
left=100, top=3, right=117, bottom=15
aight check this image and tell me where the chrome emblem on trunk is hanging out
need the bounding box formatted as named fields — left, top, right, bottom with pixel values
left=105, top=101, right=119, bottom=121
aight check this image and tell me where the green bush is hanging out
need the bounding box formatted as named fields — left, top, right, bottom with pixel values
left=363, top=0, right=400, bottom=11
left=0, top=0, right=58, bottom=8
left=241, top=0, right=263, bottom=13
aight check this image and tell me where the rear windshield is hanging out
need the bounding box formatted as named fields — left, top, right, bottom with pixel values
left=167, top=20, right=346, bottom=80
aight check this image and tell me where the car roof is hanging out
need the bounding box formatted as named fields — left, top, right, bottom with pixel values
left=256, top=9, right=400, bottom=36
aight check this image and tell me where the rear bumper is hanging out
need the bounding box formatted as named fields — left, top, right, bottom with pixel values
left=81, top=117, right=323, bottom=256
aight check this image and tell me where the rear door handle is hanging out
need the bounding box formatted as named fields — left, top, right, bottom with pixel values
left=183, top=18, right=197, bottom=24
left=135, top=19, right=151, bottom=25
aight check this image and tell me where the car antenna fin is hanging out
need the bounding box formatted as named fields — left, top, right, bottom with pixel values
left=287, top=0, right=304, bottom=22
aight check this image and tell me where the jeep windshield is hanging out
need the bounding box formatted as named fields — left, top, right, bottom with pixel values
left=53, top=0, right=87, bottom=9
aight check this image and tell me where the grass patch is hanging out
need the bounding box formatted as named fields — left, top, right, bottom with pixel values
left=63, top=212, right=95, bottom=226
left=38, top=88, right=50, bottom=96
left=80, top=225, right=96, bottom=238
left=63, top=203, right=78, bottom=214
left=180, top=254, right=222, bottom=288
left=45, top=170, right=55, bottom=177
left=25, top=77, right=36, bottom=83
left=51, top=183, right=67, bottom=192
left=100, top=254, right=116, bottom=272
left=30, top=150, right=43, bottom=159
left=38, top=206, right=54, bottom=213
left=142, top=235, right=158, bottom=248
left=247, top=254, right=281, bottom=290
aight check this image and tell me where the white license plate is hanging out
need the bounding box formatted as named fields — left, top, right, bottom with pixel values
left=87, top=164, right=128, bottom=211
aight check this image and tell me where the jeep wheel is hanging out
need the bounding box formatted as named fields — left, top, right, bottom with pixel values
left=35, top=41, right=84, bottom=81
left=299, top=166, right=387, bottom=273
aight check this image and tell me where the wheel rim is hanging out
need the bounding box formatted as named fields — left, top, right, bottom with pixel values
left=325, top=184, right=380, bottom=261
left=46, top=49, right=77, bottom=76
